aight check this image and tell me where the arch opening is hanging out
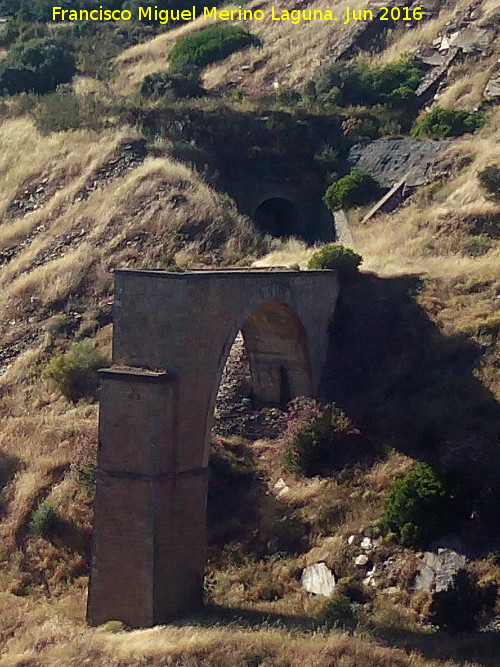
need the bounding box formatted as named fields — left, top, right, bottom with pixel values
left=253, top=197, right=302, bottom=238
left=208, top=300, right=313, bottom=449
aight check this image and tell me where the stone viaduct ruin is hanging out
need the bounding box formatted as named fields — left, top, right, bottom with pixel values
left=87, top=268, right=339, bottom=628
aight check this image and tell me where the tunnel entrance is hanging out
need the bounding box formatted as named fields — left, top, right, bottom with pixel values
left=254, top=197, right=302, bottom=238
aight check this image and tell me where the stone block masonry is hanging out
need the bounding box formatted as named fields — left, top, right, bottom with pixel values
left=87, top=269, right=338, bottom=627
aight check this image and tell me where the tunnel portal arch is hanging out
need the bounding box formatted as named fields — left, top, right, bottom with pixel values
left=253, top=197, right=303, bottom=239
left=87, top=268, right=339, bottom=628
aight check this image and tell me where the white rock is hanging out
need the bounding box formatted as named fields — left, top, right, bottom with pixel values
left=277, top=486, right=290, bottom=498
left=274, top=478, right=286, bottom=490
left=347, top=534, right=356, bottom=546
left=363, top=565, right=377, bottom=586
left=300, top=563, right=336, bottom=596
left=355, top=554, right=369, bottom=567
left=360, top=537, right=372, bottom=550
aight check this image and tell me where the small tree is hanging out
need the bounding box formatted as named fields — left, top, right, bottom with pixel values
left=0, top=36, right=76, bottom=95
left=29, top=502, right=59, bottom=537
left=45, top=339, right=109, bottom=402
left=380, top=462, right=453, bottom=547
left=169, top=24, right=261, bottom=69
left=323, top=168, right=380, bottom=211
left=308, top=243, right=362, bottom=279
left=282, top=398, right=359, bottom=476
left=478, top=165, right=500, bottom=201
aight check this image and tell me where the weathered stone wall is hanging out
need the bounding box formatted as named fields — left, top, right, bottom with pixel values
left=87, top=269, right=339, bottom=628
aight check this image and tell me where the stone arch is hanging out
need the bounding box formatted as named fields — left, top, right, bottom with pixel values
left=87, top=269, right=338, bottom=629
left=253, top=197, right=303, bottom=238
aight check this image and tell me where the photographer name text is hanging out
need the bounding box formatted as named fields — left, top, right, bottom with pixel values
left=52, top=5, right=424, bottom=26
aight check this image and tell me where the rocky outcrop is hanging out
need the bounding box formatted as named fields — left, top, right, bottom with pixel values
left=348, top=138, right=447, bottom=189
left=414, top=549, right=467, bottom=593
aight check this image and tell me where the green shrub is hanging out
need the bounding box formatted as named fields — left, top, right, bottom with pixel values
left=0, top=36, right=76, bottom=95
left=309, top=54, right=425, bottom=109
left=284, top=418, right=333, bottom=477
left=412, top=107, right=485, bottom=139
left=323, top=168, right=381, bottom=212
left=307, top=243, right=362, bottom=279
left=274, top=86, right=302, bottom=107
left=45, top=339, right=109, bottom=402
left=32, top=89, right=108, bottom=135
left=478, top=165, right=500, bottom=200
left=29, top=502, right=59, bottom=537
left=359, top=54, right=426, bottom=108
left=319, top=592, right=360, bottom=629
left=0, top=17, right=48, bottom=48
left=140, top=64, right=204, bottom=99
left=429, top=569, right=496, bottom=634
left=313, top=144, right=339, bottom=171
left=282, top=398, right=360, bottom=476
left=380, top=462, right=452, bottom=547
left=169, top=24, right=261, bottom=69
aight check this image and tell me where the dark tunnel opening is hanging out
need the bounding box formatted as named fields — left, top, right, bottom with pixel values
left=253, top=197, right=302, bottom=239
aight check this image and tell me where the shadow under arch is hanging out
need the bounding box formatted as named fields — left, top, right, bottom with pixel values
left=203, top=300, right=313, bottom=461
left=87, top=268, right=338, bottom=629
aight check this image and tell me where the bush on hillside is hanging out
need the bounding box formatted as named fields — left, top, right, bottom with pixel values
left=412, top=107, right=485, bottom=139
left=169, top=24, right=261, bottom=69
left=309, top=54, right=425, bottom=109
left=429, top=569, right=497, bottom=634
left=140, top=64, right=204, bottom=99
left=0, top=17, right=48, bottom=48
left=0, top=36, right=76, bottom=95
left=380, top=462, right=453, bottom=547
left=323, top=168, right=381, bottom=212
left=478, top=165, right=500, bottom=200
left=360, top=54, right=426, bottom=108
left=29, top=502, right=59, bottom=537
left=319, top=592, right=360, bottom=629
left=45, top=339, right=109, bottom=402
left=307, top=243, right=362, bottom=279
left=282, top=397, right=360, bottom=476
left=282, top=398, right=332, bottom=476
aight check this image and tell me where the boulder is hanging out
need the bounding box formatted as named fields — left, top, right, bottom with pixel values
left=301, top=562, right=336, bottom=596
left=355, top=554, right=369, bottom=567
left=414, top=548, right=466, bottom=593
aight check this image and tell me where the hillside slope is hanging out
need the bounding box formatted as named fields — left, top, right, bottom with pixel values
left=0, top=0, right=499, bottom=665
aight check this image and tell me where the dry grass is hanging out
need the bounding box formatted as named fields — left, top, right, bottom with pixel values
left=0, top=591, right=476, bottom=667
left=252, top=237, right=314, bottom=268
left=0, top=116, right=263, bottom=616
left=115, top=0, right=374, bottom=95
left=0, top=2, right=499, bottom=664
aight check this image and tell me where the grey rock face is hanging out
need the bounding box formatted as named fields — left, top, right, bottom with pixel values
left=414, top=549, right=466, bottom=593
left=347, top=139, right=448, bottom=189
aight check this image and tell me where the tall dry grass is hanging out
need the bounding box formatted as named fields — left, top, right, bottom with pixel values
left=0, top=590, right=471, bottom=667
